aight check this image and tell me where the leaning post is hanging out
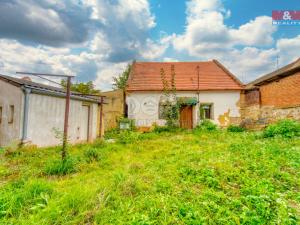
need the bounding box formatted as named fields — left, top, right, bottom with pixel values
left=62, top=76, right=72, bottom=161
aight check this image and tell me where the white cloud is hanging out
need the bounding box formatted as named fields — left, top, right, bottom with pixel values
left=276, top=35, right=300, bottom=64
left=173, top=0, right=276, bottom=56
left=171, top=0, right=283, bottom=82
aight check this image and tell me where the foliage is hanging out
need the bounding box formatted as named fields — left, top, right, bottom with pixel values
left=196, top=119, right=218, bottom=131
left=118, top=130, right=140, bottom=144
left=45, top=157, right=78, bottom=175
left=1, top=130, right=299, bottom=224
left=84, top=147, right=101, bottom=162
left=118, top=117, right=135, bottom=131
left=0, top=180, right=53, bottom=218
left=61, top=80, right=100, bottom=95
left=104, top=128, right=120, bottom=139
left=160, top=65, right=179, bottom=128
left=112, top=64, right=132, bottom=90
left=227, top=124, right=246, bottom=132
left=263, top=119, right=300, bottom=138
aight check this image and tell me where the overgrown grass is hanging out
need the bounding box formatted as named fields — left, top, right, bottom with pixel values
left=0, top=129, right=299, bottom=224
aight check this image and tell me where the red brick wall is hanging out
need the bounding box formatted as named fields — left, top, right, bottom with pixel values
left=260, top=72, right=300, bottom=108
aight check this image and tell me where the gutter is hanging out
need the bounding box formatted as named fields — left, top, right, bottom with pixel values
left=26, top=86, right=100, bottom=103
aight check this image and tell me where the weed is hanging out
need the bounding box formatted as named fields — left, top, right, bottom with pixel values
left=196, top=119, right=218, bottom=131
left=84, top=147, right=101, bottom=162
left=118, top=130, right=140, bottom=144
left=45, top=157, right=78, bottom=175
left=263, top=119, right=300, bottom=138
left=227, top=125, right=246, bottom=132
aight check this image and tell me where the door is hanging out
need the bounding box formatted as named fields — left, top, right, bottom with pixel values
left=81, top=105, right=90, bottom=141
left=180, top=106, right=193, bottom=129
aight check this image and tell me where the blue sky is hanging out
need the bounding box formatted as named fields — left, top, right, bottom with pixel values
left=0, top=0, right=299, bottom=90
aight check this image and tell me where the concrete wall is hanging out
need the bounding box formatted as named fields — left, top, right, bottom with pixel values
left=27, top=93, right=99, bottom=147
left=126, top=90, right=241, bottom=127
left=0, top=80, right=24, bottom=146
left=102, top=89, right=124, bottom=131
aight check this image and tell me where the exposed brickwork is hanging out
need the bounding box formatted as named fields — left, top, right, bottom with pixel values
left=260, top=72, right=300, bottom=108
left=241, top=71, right=300, bottom=130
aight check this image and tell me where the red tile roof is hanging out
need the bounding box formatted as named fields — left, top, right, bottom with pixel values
left=126, top=60, right=244, bottom=91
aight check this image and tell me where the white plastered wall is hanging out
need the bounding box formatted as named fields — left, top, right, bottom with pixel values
left=0, top=80, right=24, bottom=146
left=126, top=91, right=241, bottom=127
left=27, top=93, right=99, bottom=147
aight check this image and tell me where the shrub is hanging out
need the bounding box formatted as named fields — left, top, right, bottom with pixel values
left=104, top=128, right=119, bottom=139
left=197, top=120, right=217, bottom=131
left=227, top=125, right=245, bottom=132
left=263, top=119, right=300, bottom=138
left=118, top=131, right=140, bottom=144
left=84, top=147, right=100, bottom=162
left=45, top=157, right=78, bottom=175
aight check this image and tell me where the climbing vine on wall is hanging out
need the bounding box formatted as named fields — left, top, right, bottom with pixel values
left=160, top=65, right=179, bottom=127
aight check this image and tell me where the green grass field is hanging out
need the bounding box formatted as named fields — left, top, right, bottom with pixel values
left=0, top=130, right=299, bottom=224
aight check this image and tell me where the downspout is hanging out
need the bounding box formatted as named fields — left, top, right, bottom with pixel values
left=197, top=65, right=200, bottom=125
left=21, top=87, right=31, bottom=144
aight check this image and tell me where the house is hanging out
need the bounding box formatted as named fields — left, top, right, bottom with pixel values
left=102, top=89, right=125, bottom=131
left=0, top=75, right=103, bottom=147
left=125, top=60, right=244, bottom=129
left=241, top=58, right=300, bottom=129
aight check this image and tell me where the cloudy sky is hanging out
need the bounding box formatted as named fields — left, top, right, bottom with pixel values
left=0, top=0, right=299, bottom=90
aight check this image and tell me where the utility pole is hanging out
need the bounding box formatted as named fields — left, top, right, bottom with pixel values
left=16, top=72, right=74, bottom=161
left=99, top=96, right=104, bottom=138
left=62, top=76, right=71, bottom=160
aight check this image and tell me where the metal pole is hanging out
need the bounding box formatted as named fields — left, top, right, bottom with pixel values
left=99, top=96, right=104, bottom=138
left=62, top=77, right=71, bottom=160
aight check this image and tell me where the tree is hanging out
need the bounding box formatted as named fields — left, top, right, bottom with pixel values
left=112, top=64, right=132, bottom=90
left=61, top=80, right=100, bottom=95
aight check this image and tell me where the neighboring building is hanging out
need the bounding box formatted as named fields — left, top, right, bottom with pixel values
left=241, top=58, right=300, bottom=129
left=102, top=89, right=125, bottom=131
left=126, top=60, right=244, bottom=129
left=0, top=75, right=102, bottom=147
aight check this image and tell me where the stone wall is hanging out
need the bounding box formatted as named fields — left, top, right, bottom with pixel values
left=102, top=89, right=124, bottom=131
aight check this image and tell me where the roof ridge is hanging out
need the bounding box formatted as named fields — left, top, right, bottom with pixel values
left=247, top=57, right=300, bottom=87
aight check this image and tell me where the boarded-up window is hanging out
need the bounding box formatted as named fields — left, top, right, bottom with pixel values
left=8, top=105, right=14, bottom=124
left=245, top=89, right=260, bottom=106
left=0, top=106, right=2, bottom=124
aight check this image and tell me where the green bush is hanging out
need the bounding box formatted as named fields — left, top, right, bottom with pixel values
left=197, top=120, right=217, bottom=131
left=263, top=119, right=300, bottom=138
left=104, top=128, right=120, bottom=139
left=84, top=147, right=100, bottom=162
left=227, top=125, right=245, bottom=132
left=45, top=157, right=78, bottom=175
left=118, top=131, right=140, bottom=144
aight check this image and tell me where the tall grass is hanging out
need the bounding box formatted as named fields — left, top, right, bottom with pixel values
left=0, top=129, right=299, bottom=224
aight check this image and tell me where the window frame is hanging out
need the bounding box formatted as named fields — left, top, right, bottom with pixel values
left=8, top=105, right=14, bottom=124
left=199, top=103, right=214, bottom=120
